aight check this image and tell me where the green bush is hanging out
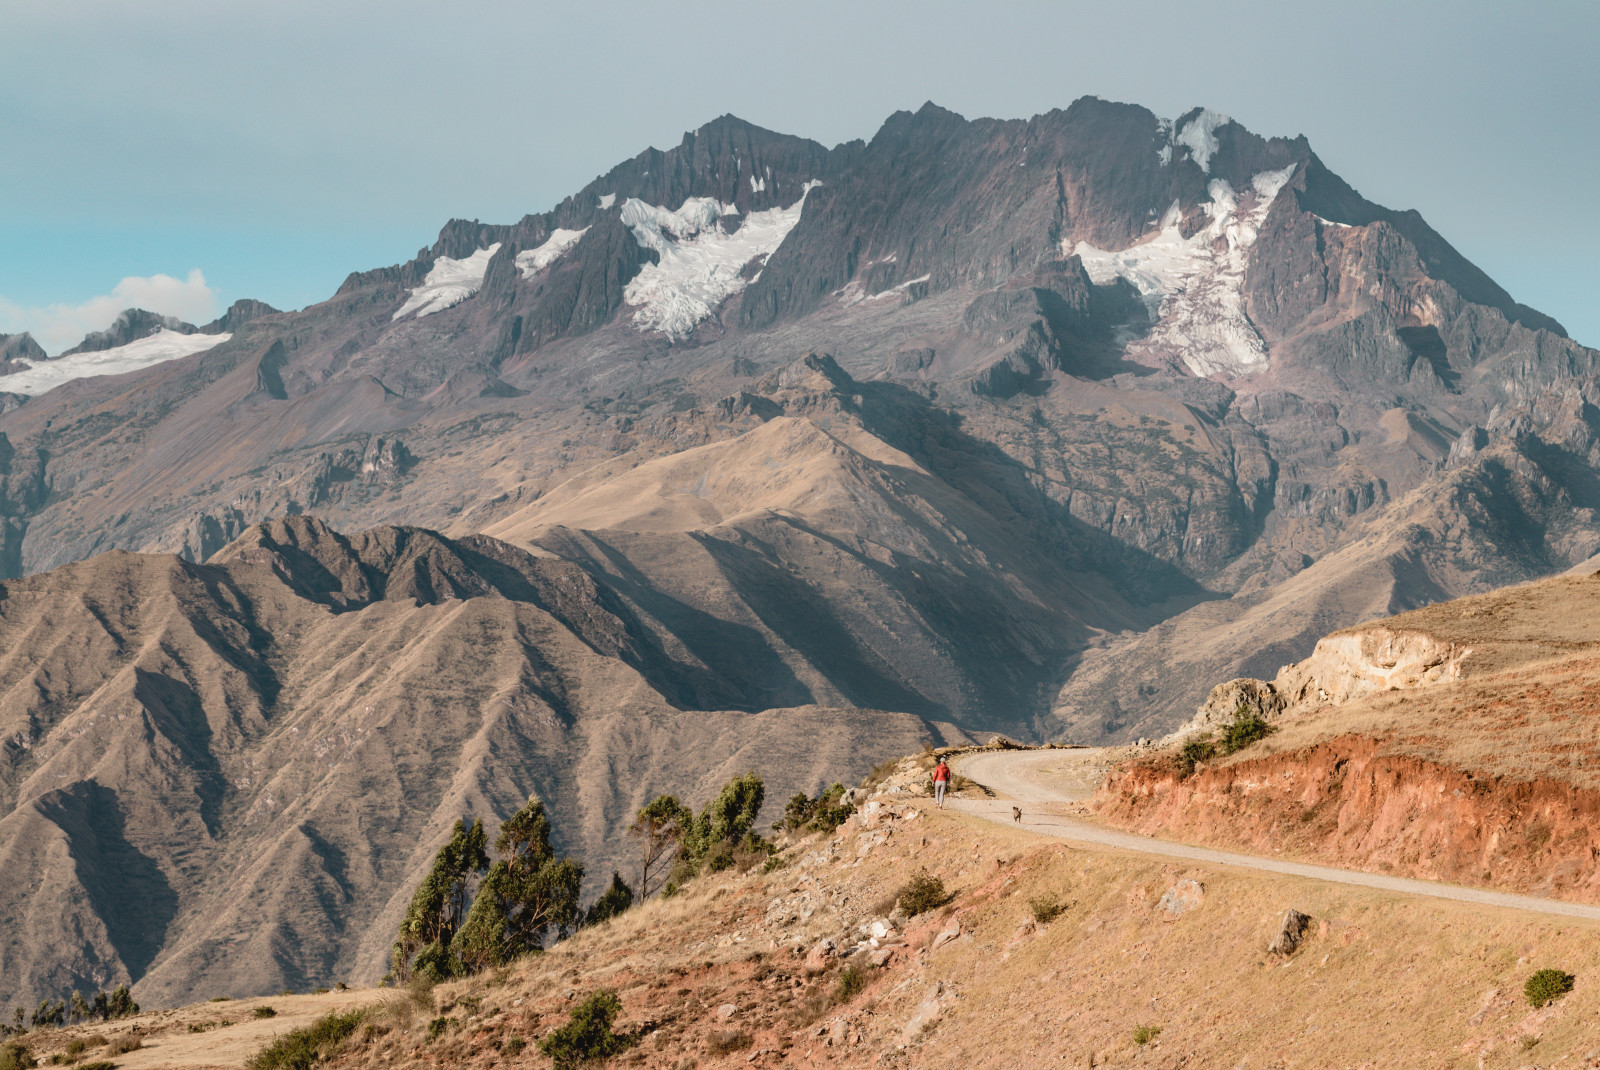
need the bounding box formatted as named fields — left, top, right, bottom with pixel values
left=1028, top=895, right=1068, bottom=924
left=536, top=990, right=634, bottom=1070
left=1178, top=734, right=1217, bottom=776
left=1220, top=709, right=1276, bottom=754
left=1132, top=1024, right=1162, bottom=1045
left=896, top=872, right=947, bottom=917
left=246, top=1009, right=366, bottom=1070
left=0, top=1043, right=32, bottom=1070
left=424, top=1017, right=456, bottom=1042
left=1524, top=968, right=1575, bottom=1007
left=501, top=1037, right=525, bottom=1056
left=72, top=1064, right=112, bottom=1070
left=252, top=1007, right=276, bottom=1020
left=63, top=1042, right=84, bottom=1060
left=835, top=966, right=868, bottom=1002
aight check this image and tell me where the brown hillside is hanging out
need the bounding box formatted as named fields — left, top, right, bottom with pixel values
left=0, top=516, right=966, bottom=1008
left=1097, top=570, right=1600, bottom=899
left=20, top=790, right=1600, bottom=1069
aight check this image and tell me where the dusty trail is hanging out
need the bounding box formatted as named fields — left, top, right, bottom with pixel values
left=952, top=749, right=1600, bottom=921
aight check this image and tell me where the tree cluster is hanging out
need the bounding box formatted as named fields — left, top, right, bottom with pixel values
left=390, top=796, right=585, bottom=984
left=629, top=772, right=771, bottom=897
left=4, top=987, right=138, bottom=1036
left=778, top=782, right=853, bottom=834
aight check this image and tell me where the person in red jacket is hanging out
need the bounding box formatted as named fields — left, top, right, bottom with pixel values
left=932, top=757, right=951, bottom=808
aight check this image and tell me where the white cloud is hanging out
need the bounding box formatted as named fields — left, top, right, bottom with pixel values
left=0, top=269, right=218, bottom=355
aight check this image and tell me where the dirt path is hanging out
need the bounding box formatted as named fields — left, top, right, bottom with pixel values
left=953, top=748, right=1600, bottom=921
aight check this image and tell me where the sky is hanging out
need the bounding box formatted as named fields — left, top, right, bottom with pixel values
left=3, top=0, right=1597, bottom=353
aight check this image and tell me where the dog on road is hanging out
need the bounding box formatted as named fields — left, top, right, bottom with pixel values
left=1011, top=806, right=1022, bottom=823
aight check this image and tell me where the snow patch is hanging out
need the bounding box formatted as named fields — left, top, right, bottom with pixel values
left=392, top=244, right=502, bottom=320
left=0, top=329, right=228, bottom=396
left=515, top=228, right=588, bottom=279
left=597, top=193, right=616, bottom=210
left=1174, top=109, right=1230, bottom=174
left=1072, top=164, right=1296, bottom=379
left=866, top=274, right=930, bottom=300
left=750, top=174, right=766, bottom=193
left=621, top=184, right=820, bottom=339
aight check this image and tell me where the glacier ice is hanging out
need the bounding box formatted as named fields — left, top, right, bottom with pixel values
left=1, top=329, right=229, bottom=396
left=1072, top=164, right=1296, bottom=379
left=392, top=243, right=502, bottom=320
left=621, top=184, right=820, bottom=340
left=1174, top=109, right=1230, bottom=174
left=515, top=228, right=588, bottom=279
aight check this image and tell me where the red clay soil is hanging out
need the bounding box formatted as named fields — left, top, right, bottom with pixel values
left=1095, top=733, right=1600, bottom=903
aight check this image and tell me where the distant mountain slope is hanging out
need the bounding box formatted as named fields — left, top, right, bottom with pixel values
left=0, top=99, right=1591, bottom=731
left=0, top=516, right=963, bottom=1008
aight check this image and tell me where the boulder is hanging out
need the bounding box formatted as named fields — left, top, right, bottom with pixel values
left=1267, top=908, right=1312, bottom=955
left=1157, top=879, right=1204, bottom=918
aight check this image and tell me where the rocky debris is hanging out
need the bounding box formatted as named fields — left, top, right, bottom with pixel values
left=930, top=917, right=962, bottom=950
left=1156, top=878, right=1204, bottom=918
left=1267, top=908, right=1312, bottom=955
left=901, top=981, right=951, bottom=1041
left=803, top=938, right=836, bottom=973
left=715, top=1002, right=738, bottom=1019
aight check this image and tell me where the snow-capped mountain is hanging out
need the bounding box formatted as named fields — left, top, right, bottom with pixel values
left=0, top=97, right=1597, bottom=1006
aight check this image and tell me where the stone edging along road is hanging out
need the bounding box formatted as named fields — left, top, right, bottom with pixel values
left=951, top=748, right=1600, bottom=923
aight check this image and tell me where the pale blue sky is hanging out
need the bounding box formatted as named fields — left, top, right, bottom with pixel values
left=3, top=0, right=1596, bottom=352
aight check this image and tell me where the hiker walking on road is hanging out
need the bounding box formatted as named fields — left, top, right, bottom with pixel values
left=932, top=757, right=951, bottom=809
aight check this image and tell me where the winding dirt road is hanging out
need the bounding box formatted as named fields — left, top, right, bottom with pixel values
left=952, top=748, right=1600, bottom=922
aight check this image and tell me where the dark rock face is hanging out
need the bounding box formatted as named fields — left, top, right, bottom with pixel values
left=0, top=332, right=47, bottom=371
left=202, top=298, right=281, bottom=334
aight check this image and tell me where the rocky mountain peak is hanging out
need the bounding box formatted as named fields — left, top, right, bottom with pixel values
left=58, top=307, right=199, bottom=356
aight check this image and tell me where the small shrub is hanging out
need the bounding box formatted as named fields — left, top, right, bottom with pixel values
left=424, top=1017, right=455, bottom=1041
left=761, top=854, right=788, bottom=874
left=706, top=1030, right=751, bottom=1055
left=896, top=872, right=947, bottom=917
left=63, top=1042, right=84, bottom=1060
left=1219, top=709, right=1275, bottom=754
left=103, top=1037, right=139, bottom=1057
left=252, top=1007, right=277, bottom=1020
left=537, top=990, right=635, bottom=1070
left=312, top=989, right=329, bottom=996
left=0, top=1043, right=32, bottom=1070
left=1029, top=895, right=1068, bottom=925
left=501, top=1037, right=525, bottom=1056
left=208, top=997, right=231, bottom=1003
left=835, top=966, right=867, bottom=1002
left=75, top=1063, right=113, bottom=1070
left=79, top=1039, right=105, bottom=1052
left=1524, top=968, right=1575, bottom=1007
left=278, top=990, right=294, bottom=998
left=1178, top=734, right=1217, bottom=776
left=1132, top=1024, right=1162, bottom=1045
left=246, top=1009, right=366, bottom=1070
left=188, top=1023, right=212, bottom=1034
left=45, top=1056, right=66, bottom=1066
